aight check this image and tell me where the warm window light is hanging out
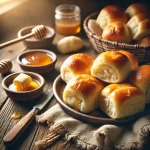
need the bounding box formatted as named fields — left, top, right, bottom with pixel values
left=0, top=0, right=29, bottom=15
left=0, top=0, right=20, bottom=6
left=0, top=0, right=12, bottom=5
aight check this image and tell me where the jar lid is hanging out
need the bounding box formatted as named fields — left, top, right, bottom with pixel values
left=55, top=4, right=80, bottom=16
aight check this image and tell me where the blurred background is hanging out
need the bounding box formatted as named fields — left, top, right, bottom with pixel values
left=0, top=0, right=150, bottom=43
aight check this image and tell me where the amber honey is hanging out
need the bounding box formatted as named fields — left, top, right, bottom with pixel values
left=56, top=20, right=80, bottom=35
left=26, top=80, right=39, bottom=91
left=21, top=52, right=53, bottom=66
left=55, top=4, right=81, bottom=35
left=9, top=73, right=40, bottom=92
left=9, top=80, right=39, bottom=92
left=11, top=112, right=21, bottom=119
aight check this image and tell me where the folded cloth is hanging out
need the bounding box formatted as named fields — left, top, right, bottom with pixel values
left=35, top=104, right=150, bottom=150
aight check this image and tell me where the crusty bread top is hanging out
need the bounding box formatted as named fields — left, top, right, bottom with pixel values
left=119, top=50, right=138, bottom=70
left=101, top=83, right=144, bottom=105
left=126, top=3, right=149, bottom=18
left=102, top=21, right=132, bottom=43
left=99, top=51, right=130, bottom=67
left=100, top=5, right=128, bottom=23
left=69, top=74, right=104, bottom=98
left=61, top=53, right=94, bottom=74
left=137, top=36, right=150, bottom=46
left=128, top=13, right=150, bottom=23
left=113, top=86, right=144, bottom=104
left=128, top=65, right=150, bottom=85
left=101, top=83, right=133, bottom=96
left=140, top=19, right=150, bottom=29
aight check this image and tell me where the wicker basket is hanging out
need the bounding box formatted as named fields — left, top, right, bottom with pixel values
left=83, top=12, right=150, bottom=64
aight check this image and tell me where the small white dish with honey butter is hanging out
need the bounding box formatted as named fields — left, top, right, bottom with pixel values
left=17, top=49, right=57, bottom=74
left=2, top=72, right=45, bottom=101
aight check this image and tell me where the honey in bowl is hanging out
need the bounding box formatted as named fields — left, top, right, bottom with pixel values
left=21, top=52, right=53, bottom=66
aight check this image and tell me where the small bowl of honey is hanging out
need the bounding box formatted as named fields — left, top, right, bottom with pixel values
left=18, top=25, right=55, bottom=49
left=17, top=49, right=57, bottom=74
left=2, top=72, right=45, bottom=101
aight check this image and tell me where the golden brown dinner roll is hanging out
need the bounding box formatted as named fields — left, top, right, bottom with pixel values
left=125, top=3, right=149, bottom=18
left=127, top=13, right=150, bottom=40
left=91, top=51, right=132, bottom=83
left=63, top=74, right=104, bottom=113
left=96, top=5, right=128, bottom=30
left=61, top=53, right=94, bottom=83
left=99, top=83, right=145, bottom=119
left=128, top=65, right=150, bottom=104
left=119, top=50, right=138, bottom=70
left=133, top=19, right=150, bottom=40
left=137, top=36, right=150, bottom=46
left=102, top=21, right=132, bottom=43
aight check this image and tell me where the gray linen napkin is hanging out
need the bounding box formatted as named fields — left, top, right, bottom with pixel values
left=35, top=104, right=150, bottom=150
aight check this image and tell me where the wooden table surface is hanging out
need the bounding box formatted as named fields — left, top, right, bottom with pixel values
left=0, top=0, right=150, bottom=150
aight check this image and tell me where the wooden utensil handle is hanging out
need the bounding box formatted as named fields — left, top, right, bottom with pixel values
left=3, top=109, right=36, bottom=145
left=0, top=32, right=34, bottom=49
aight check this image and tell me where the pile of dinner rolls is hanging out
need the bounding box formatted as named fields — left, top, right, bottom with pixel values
left=88, top=3, right=150, bottom=45
left=60, top=51, right=150, bottom=119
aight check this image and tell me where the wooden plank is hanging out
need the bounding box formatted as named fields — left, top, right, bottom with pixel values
left=0, top=99, right=26, bottom=150
left=29, top=99, right=57, bottom=150
left=0, top=76, right=7, bottom=109
left=0, top=34, right=96, bottom=150
left=0, top=1, right=103, bottom=149
left=0, top=37, right=95, bottom=150
left=0, top=42, right=27, bottom=108
left=0, top=42, right=26, bottom=61
left=0, top=75, right=54, bottom=149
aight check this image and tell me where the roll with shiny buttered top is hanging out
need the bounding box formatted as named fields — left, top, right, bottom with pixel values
left=119, top=50, right=138, bottom=71
left=61, top=53, right=94, bottom=83
left=99, top=83, right=145, bottom=119
left=125, top=3, right=149, bottom=18
left=63, top=74, right=105, bottom=113
left=91, top=51, right=132, bottom=83
left=96, top=5, right=128, bottom=30
left=102, top=21, right=132, bottom=44
left=137, top=36, right=150, bottom=46
left=128, top=65, right=150, bottom=104
left=127, top=13, right=150, bottom=40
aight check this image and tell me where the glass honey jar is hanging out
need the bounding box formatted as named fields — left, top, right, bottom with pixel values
left=55, top=4, right=81, bottom=35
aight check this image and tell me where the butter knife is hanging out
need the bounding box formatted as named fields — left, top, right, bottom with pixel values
left=3, top=89, right=53, bottom=145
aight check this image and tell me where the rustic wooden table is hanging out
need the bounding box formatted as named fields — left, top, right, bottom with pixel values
left=0, top=0, right=98, bottom=150
left=0, top=0, right=150, bottom=150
